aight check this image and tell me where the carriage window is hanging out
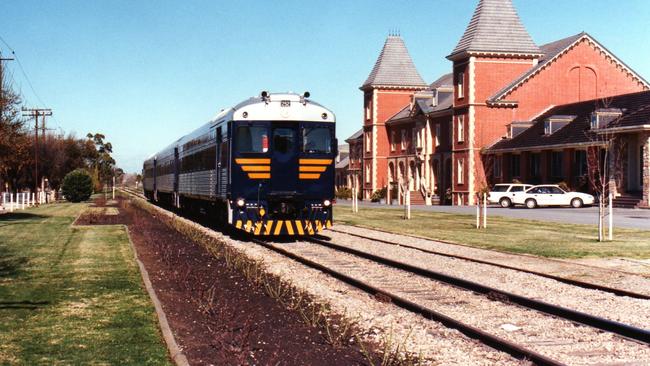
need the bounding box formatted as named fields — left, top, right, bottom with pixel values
left=302, top=127, right=331, bottom=153
left=236, top=126, right=268, bottom=153
left=273, top=128, right=294, bottom=154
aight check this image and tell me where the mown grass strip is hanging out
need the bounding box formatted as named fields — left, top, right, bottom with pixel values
left=0, top=203, right=171, bottom=365
left=333, top=206, right=650, bottom=259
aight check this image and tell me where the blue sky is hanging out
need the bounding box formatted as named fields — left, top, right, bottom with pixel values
left=2, top=0, right=649, bottom=173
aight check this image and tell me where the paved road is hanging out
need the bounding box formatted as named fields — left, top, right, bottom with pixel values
left=336, top=200, right=650, bottom=230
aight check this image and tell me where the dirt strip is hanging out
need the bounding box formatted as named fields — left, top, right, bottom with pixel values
left=86, top=197, right=368, bottom=366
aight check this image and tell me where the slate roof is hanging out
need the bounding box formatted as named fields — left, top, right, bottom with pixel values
left=489, top=33, right=650, bottom=103
left=448, top=0, right=541, bottom=60
left=335, top=155, right=350, bottom=169
left=387, top=90, right=454, bottom=124
left=488, top=90, right=650, bottom=152
left=429, top=73, right=453, bottom=90
left=361, top=36, right=427, bottom=89
left=345, top=128, right=363, bottom=143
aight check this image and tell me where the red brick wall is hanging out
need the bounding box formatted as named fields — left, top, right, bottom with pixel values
left=365, top=89, right=419, bottom=196
left=506, top=38, right=647, bottom=121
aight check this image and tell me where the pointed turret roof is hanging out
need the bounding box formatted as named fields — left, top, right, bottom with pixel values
left=448, top=0, right=542, bottom=60
left=361, top=35, right=427, bottom=90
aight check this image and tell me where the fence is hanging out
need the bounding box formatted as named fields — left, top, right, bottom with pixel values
left=0, top=191, right=53, bottom=212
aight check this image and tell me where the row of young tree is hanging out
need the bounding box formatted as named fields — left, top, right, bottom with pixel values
left=0, top=69, right=121, bottom=193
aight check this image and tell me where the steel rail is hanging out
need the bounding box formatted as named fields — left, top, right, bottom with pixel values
left=328, top=228, right=650, bottom=300
left=306, top=236, right=650, bottom=345
left=250, top=238, right=565, bottom=366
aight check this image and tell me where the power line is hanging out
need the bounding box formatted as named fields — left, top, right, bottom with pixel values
left=1, top=35, right=60, bottom=129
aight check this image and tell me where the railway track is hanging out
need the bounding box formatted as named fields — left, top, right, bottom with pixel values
left=327, top=227, right=650, bottom=300
left=120, top=190, right=650, bottom=364
left=250, top=237, right=650, bottom=365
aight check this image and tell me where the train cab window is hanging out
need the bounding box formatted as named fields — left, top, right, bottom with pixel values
left=273, top=128, right=294, bottom=154
left=236, top=126, right=268, bottom=153
left=302, top=127, right=331, bottom=153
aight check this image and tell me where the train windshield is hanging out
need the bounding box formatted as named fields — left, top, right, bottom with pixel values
left=236, top=125, right=268, bottom=153
left=302, top=126, right=331, bottom=154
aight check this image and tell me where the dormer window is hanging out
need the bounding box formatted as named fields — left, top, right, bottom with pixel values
left=590, top=108, right=623, bottom=129
left=507, top=121, right=533, bottom=139
left=544, top=115, right=575, bottom=135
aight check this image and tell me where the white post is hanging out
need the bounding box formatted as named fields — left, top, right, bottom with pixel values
left=112, top=176, right=116, bottom=200
left=476, top=197, right=480, bottom=229
left=483, top=193, right=487, bottom=229
left=9, top=193, right=14, bottom=212
left=31, top=192, right=35, bottom=206
left=406, top=185, right=411, bottom=220
left=608, top=193, right=613, bottom=241
left=1, top=193, right=5, bottom=210
left=21, top=193, right=25, bottom=210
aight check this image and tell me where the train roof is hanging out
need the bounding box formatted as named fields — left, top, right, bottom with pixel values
left=145, top=92, right=335, bottom=161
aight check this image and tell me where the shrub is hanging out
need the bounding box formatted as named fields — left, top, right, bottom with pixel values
left=335, top=187, right=352, bottom=199
left=62, top=169, right=94, bottom=202
left=370, top=187, right=387, bottom=202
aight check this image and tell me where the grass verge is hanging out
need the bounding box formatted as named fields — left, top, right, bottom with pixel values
left=0, top=202, right=171, bottom=365
left=333, top=205, right=650, bottom=259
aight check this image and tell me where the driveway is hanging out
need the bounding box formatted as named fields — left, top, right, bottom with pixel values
left=335, top=200, right=650, bottom=230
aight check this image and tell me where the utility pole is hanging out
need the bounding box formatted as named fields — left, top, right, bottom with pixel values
left=21, top=108, right=52, bottom=203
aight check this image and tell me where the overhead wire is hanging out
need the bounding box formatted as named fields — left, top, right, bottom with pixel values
left=0, top=34, right=60, bottom=130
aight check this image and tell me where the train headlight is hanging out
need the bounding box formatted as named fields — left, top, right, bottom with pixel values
left=323, top=199, right=331, bottom=207
left=236, top=198, right=245, bottom=207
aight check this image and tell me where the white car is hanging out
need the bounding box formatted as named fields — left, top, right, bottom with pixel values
left=487, top=183, right=533, bottom=208
left=512, top=185, right=595, bottom=209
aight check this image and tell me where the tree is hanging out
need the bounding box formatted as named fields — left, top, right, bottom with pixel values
left=0, top=70, right=30, bottom=192
left=85, top=133, right=116, bottom=191
left=61, top=169, right=93, bottom=202
left=584, top=97, right=625, bottom=241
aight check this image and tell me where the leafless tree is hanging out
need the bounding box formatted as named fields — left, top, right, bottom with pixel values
left=584, top=96, right=625, bottom=241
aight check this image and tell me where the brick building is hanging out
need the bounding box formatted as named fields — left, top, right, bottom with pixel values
left=347, top=0, right=648, bottom=205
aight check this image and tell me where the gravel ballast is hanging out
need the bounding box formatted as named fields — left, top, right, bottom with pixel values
left=326, top=229, right=650, bottom=329
left=271, top=241, right=650, bottom=365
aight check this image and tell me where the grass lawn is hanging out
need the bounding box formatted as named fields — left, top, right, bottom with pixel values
left=334, top=206, right=650, bottom=259
left=0, top=203, right=171, bottom=365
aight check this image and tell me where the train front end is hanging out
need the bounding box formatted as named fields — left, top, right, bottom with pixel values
left=229, top=92, right=336, bottom=236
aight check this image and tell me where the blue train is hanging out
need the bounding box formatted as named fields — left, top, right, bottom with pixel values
left=143, top=92, right=336, bottom=235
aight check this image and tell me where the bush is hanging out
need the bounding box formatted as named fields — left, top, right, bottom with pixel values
left=62, top=169, right=94, bottom=202
left=335, top=187, right=352, bottom=200
left=370, top=187, right=387, bottom=202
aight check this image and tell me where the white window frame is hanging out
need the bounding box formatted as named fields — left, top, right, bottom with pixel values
left=457, top=115, right=465, bottom=143
left=401, top=130, right=407, bottom=150
left=457, top=158, right=464, bottom=185
left=365, top=164, right=371, bottom=183
left=390, top=130, right=396, bottom=152
left=365, top=132, right=371, bottom=153
left=457, top=72, right=464, bottom=99
left=435, top=124, right=440, bottom=147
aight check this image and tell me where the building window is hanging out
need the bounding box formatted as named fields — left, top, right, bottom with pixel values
left=574, top=150, right=587, bottom=176
left=390, top=130, right=396, bottom=152
left=401, top=130, right=407, bottom=150
left=457, top=159, right=464, bottom=185
left=511, top=154, right=521, bottom=177
left=365, top=103, right=371, bottom=121
left=551, top=151, right=563, bottom=177
left=435, top=124, right=440, bottom=147
left=457, top=72, right=464, bottom=99
left=365, top=132, right=371, bottom=153
left=457, top=115, right=465, bottom=143
left=415, top=128, right=421, bottom=149
left=530, top=153, right=541, bottom=178
left=365, top=164, right=371, bottom=183
left=493, top=155, right=502, bottom=178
